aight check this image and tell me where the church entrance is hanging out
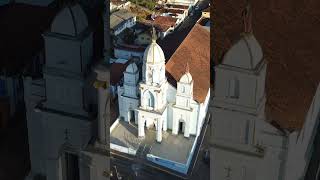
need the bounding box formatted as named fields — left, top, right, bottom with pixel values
left=64, top=152, right=80, bottom=180
left=179, top=121, right=185, bottom=134
left=129, top=110, right=135, bottom=123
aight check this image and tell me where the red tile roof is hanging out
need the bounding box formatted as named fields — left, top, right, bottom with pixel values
left=153, top=16, right=177, bottom=32
left=166, top=24, right=210, bottom=103
left=110, top=60, right=132, bottom=86
left=213, top=0, right=320, bottom=130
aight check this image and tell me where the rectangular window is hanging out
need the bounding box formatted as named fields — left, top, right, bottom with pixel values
left=229, top=78, right=239, bottom=98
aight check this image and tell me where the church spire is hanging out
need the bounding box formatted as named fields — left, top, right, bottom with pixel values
left=152, top=26, right=157, bottom=43
left=242, top=1, right=253, bottom=34
left=185, top=61, right=190, bottom=74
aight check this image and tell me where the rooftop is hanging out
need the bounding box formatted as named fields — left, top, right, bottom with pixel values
left=213, top=0, right=320, bottom=130
left=110, top=9, right=136, bottom=30
left=110, top=60, right=131, bottom=85
left=166, top=24, right=210, bottom=103
left=153, top=16, right=177, bottom=32
left=112, top=9, right=135, bottom=20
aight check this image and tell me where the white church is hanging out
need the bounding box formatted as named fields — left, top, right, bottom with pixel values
left=210, top=4, right=320, bottom=180
left=117, top=28, right=210, bottom=142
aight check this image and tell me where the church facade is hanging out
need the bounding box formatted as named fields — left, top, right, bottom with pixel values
left=117, top=29, right=210, bottom=142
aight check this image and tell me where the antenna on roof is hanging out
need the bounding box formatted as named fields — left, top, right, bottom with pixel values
left=242, top=1, right=253, bottom=34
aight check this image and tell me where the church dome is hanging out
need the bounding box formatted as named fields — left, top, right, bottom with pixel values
left=143, top=41, right=165, bottom=64
left=126, top=63, right=138, bottom=73
left=222, top=33, right=263, bottom=69
left=51, top=4, right=88, bottom=36
left=180, top=72, right=193, bottom=83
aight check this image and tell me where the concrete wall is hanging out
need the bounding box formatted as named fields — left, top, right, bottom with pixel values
left=41, top=111, right=92, bottom=180
left=146, top=133, right=199, bottom=174
left=110, top=119, right=137, bottom=155
left=24, top=77, right=47, bottom=178
left=44, top=33, right=93, bottom=74
left=114, top=48, right=144, bottom=61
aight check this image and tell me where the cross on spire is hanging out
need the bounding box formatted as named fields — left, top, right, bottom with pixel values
left=152, top=26, right=157, bottom=43
left=185, top=62, right=190, bottom=73
left=242, top=1, right=253, bottom=33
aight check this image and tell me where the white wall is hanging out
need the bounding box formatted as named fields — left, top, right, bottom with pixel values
left=114, top=48, right=144, bottom=61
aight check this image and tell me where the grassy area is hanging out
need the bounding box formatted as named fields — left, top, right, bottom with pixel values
left=128, top=0, right=157, bottom=11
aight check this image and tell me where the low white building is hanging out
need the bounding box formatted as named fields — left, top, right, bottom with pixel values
left=160, top=7, right=188, bottom=23
left=117, top=24, right=210, bottom=142
left=110, top=9, right=136, bottom=36
left=165, top=0, right=197, bottom=7
left=114, top=44, right=145, bottom=61
left=110, top=0, right=130, bottom=12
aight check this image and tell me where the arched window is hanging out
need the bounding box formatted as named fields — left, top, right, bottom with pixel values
left=145, top=91, right=155, bottom=108
left=229, top=77, right=240, bottom=98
